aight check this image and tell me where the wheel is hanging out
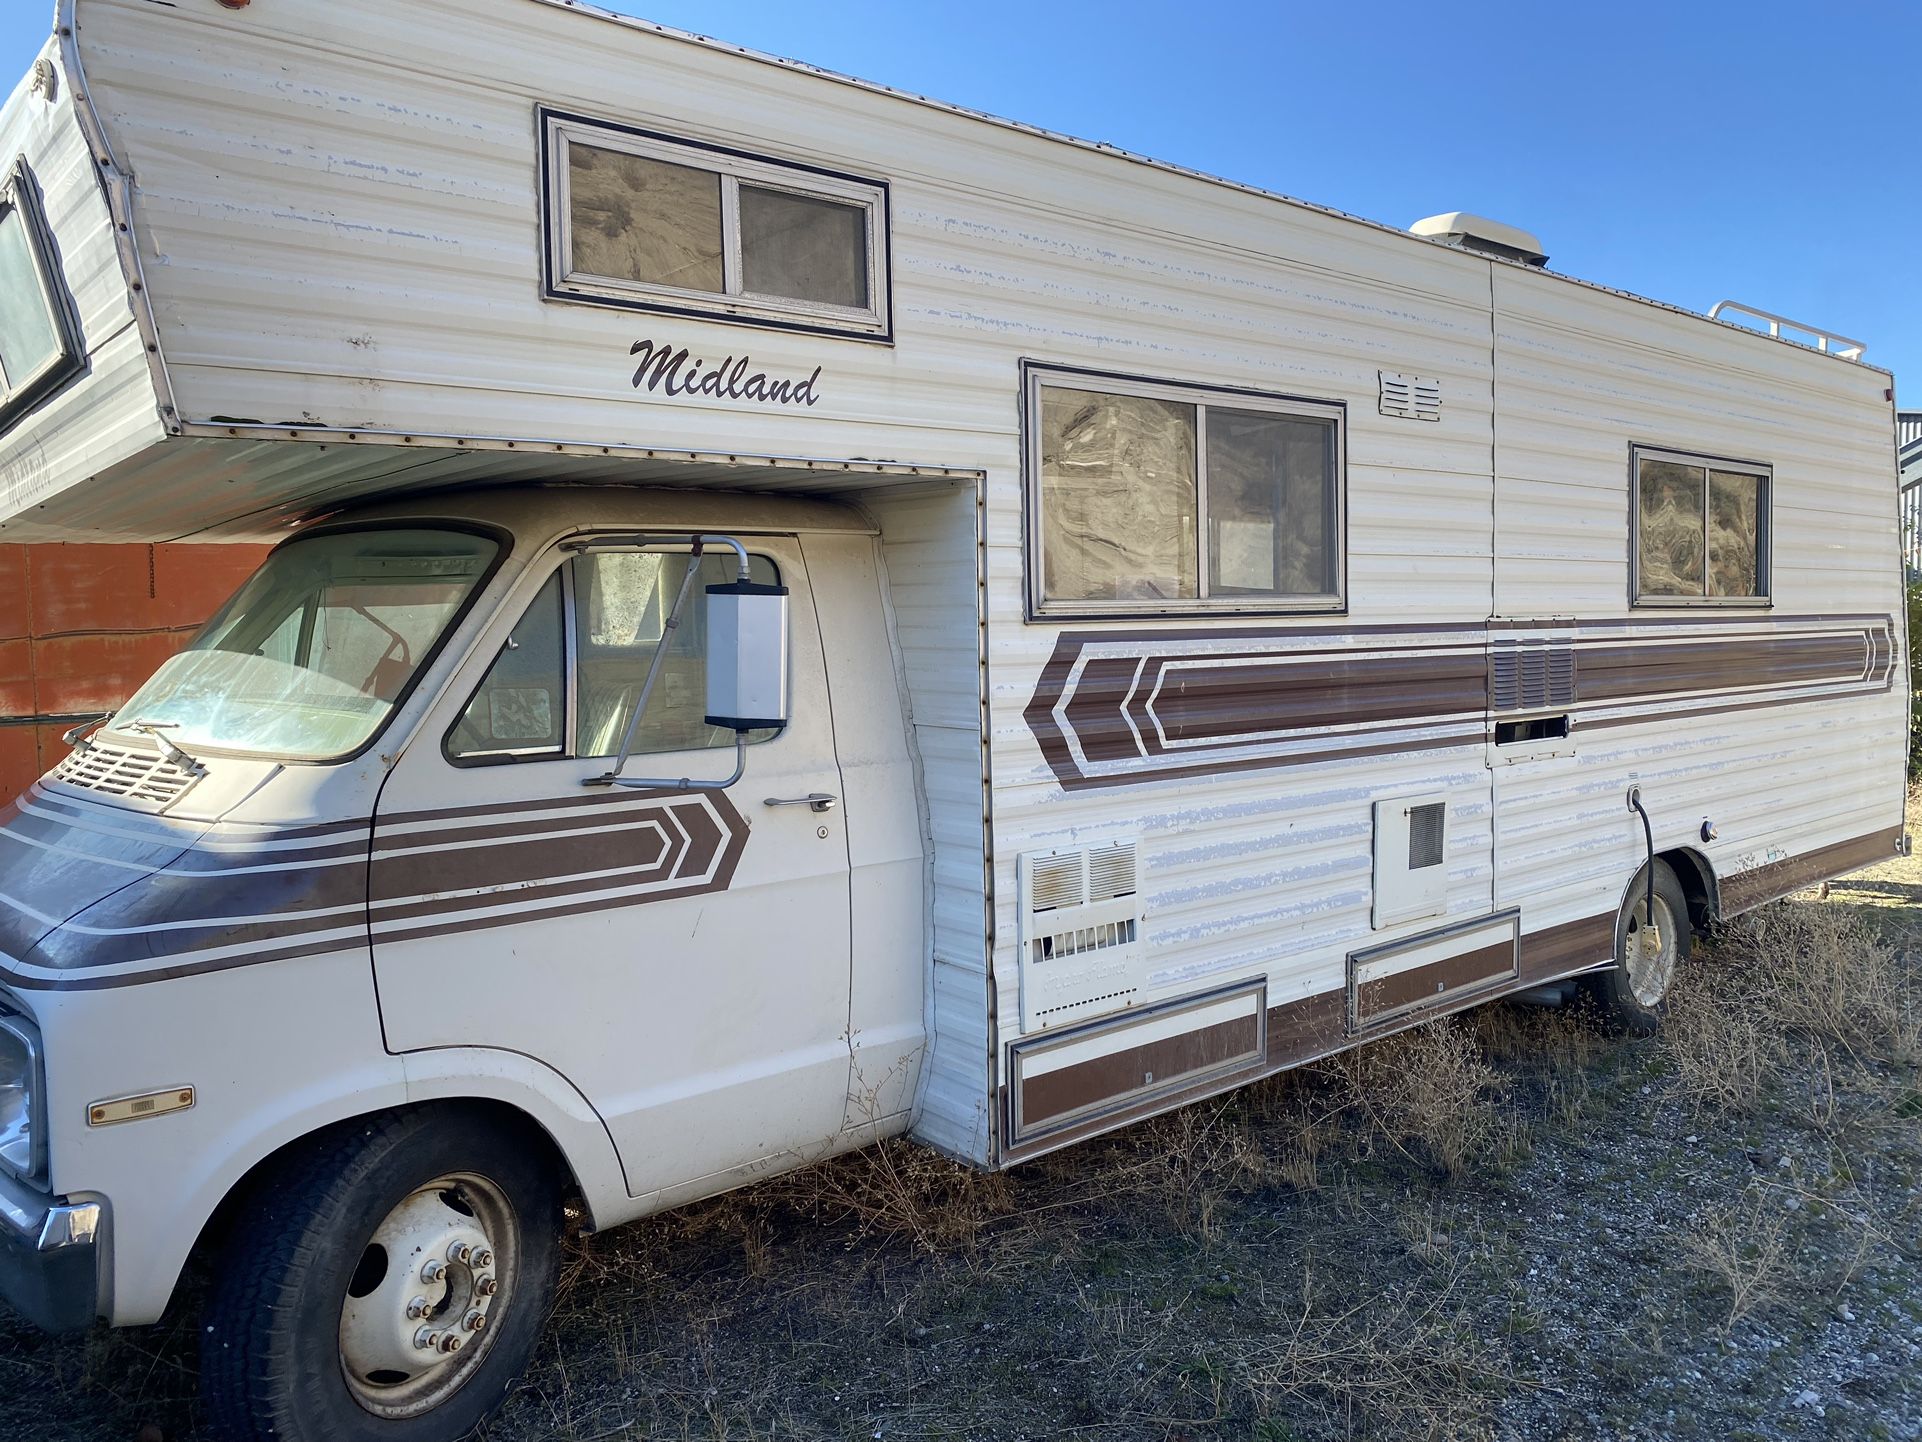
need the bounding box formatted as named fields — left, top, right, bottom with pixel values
left=1583, top=859, right=1691, bottom=1035
left=201, top=1107, right=562, bottom=1442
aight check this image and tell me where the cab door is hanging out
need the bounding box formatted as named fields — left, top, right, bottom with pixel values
left=369, top=534, right=854, bottom=1195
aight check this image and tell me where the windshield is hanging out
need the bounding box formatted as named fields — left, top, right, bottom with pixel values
left=112, top=528, right=499, bottom=761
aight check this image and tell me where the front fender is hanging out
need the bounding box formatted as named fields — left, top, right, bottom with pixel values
left=399, top=1046, right=631, bottom=1226
left=108, top=1060, right=412, bottom=1326
left=107, top=1047, right=632, bottom=1328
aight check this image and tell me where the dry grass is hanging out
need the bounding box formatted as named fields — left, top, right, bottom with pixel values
left=1307, top=1018, right=1513, bottom=1177
left=1240, top=1265, right=1509, bottom=1442
left=766, top=1135, right=1017, bottom=1253
left=1112, top=1098, right=1269, bottom=1240
left=1680, top=1184, right=1795, bottom=1331
left=1664, top=898, right=1920, bottom=1115
left=1662, top=978, right=1783, bottom=1115
left=1724, top=900, right=1920, bottom=1061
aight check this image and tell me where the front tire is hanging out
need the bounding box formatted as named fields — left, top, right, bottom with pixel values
left=1584, top=859, right=1691, bottom=1035
left=201, top=1107, right=562, bottom=1442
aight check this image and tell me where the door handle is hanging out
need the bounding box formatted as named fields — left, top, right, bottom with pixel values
left=763, top=793, right=838, bottom=813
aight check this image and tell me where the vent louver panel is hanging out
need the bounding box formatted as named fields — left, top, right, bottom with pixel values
left=1379, top=370, right=1441, bottom=422
left=51, top=742, right=199, bottom=807
left=1491, top=640, right=1576, bottom=712
left=1086, top=843, right=1137, bottom=902
left=1018, top=841, right=1147, bottom=1030
left=1028, top=853, right=1084, bottom=911
left=1407, top=803, right=1446, bottom=870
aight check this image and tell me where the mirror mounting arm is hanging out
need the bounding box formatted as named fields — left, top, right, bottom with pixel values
left=589, top=730, right=749, bottom=792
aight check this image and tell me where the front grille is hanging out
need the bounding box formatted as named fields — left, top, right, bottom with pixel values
left=51, top=741, right=200, bottom=808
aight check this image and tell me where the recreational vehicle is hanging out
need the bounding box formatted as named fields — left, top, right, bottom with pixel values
left=0, top=2, right=1908, bottom=1438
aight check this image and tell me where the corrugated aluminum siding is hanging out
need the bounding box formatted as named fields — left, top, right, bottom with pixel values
left=863, top=481, right=993, bottom=1162
left=0, top=38, right=164, bottom=535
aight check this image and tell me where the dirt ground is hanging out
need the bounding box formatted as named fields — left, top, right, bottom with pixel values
left=3, top=796, right=1918, bottom=1442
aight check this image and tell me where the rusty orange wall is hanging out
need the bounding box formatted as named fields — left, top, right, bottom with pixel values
left=0, top=543, right=270, bottom=803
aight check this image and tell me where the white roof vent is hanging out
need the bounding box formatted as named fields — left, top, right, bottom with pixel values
left=1409, top=212, right=1548, bottom=268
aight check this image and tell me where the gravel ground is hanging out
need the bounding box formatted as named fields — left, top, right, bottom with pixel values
left=4, top=801, right=1918, bottom=1442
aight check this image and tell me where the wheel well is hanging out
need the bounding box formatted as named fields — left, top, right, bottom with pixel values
left=1658, top=847, right=1718, bottom=933
left=182, top=1098, right=580, bottom=1304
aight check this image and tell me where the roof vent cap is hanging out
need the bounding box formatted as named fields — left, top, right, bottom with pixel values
left=1409, top=212, right=1548, bottom=268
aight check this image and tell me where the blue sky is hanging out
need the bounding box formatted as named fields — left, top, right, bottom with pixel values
left=5, top=1, right=1916, bottom=404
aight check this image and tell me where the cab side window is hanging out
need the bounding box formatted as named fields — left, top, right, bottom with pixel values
left=573, top=551, right=783, bottom=757
left=446, top=551, right=782, bottom=764
left=448, top=572, right=566, bottom=759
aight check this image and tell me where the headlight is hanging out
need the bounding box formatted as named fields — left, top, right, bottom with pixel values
left=0, top=1011, right=43, bottom=1183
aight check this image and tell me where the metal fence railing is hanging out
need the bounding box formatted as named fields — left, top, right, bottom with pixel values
left=1906, top=477, right=1922, bottom=579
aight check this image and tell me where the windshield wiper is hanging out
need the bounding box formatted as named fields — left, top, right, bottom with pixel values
left=126, top=719, right=209, bottom=777
left=61, top=714, right=111, bottom=753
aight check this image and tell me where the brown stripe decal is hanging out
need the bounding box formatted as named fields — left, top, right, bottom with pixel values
left=1576, top=631, right=1874, bottom=702
left=2, top=790, right=752, bottom=989
left=1026, top=615, right=1894, bottom=790
left=1353, top=938, right=1517, bottom=1029
left=1718, top=826, right=1904, bottom=915
left=1018, top=1013, right=1261, bottom=1131
left=372, top=813, right=675, bottom=903
left=1143, top=651, right=1487, bottom=746
left=1517, top=911, right=1616, bottom=979
left=369, top=792, right=743, bottom=934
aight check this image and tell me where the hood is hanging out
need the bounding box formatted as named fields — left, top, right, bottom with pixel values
left=0, top=783, right=372, bottom=992
left=0, top=784, right=209, bottom=962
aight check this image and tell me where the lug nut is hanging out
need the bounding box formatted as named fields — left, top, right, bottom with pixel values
left=405, top=1296, right=431, bottom=1320
left=438, top=1332, right=463, bottom=1354
left=447, top=1241, right=474, bottom=1265
left=420, top=1259, right=446, bottom=1284
left=476, top=1275, right=498, bottom=1297
left=463, top=1309, right=487, bottom=1333
left=471, top=1247, right=493, bottom=1269
left=414, top=1327, right=438, bottom=1351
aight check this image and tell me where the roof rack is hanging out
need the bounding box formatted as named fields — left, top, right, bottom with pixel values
left=1707, top=300, right=1866, bottom=361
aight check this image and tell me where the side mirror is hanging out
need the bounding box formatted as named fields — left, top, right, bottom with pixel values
left=704, top=578, right=789, bottom=731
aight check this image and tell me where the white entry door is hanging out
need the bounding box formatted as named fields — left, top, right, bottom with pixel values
left=370, top=535, right=854, bottom=1195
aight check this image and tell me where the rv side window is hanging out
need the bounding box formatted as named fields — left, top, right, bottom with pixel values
left=0, top=160, right=83, bottom=427
left=541, top=109, right=890, bottom=339
left=447, top=551, right=784, bottom=764
left=1633, top=447, right=1769, bottom=604
left=1026, top=367, right=1344, bottom=617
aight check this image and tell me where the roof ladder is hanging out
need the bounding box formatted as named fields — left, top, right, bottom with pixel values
left=1707, top=300, right=1866, bottom=361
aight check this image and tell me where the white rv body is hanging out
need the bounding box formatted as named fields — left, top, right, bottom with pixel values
left=0, top=3, right=1905, bottom=1427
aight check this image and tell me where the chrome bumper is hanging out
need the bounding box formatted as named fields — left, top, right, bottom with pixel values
left=0, top=1168, right=101, bottom=1332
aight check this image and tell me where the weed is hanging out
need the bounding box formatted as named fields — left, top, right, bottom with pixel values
left=1663, top=966, right=1783, bottom=1115
left=768, top=1135, right=1014, bottom=1253
left=1664, top=899, right=1919, bottom=1118
left=1239, top=1261, right=1505, bottom=1441
left=1313, top=1018, right=1509, bottom=1177
left=1681, top=1185, right=1794, bottom=1330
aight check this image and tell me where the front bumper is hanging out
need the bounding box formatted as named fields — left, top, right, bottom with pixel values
left=0, top=1168, right=101, bottom=1332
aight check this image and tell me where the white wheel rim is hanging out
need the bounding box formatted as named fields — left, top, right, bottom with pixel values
left=337, top=1172, right=517, bottom=1419
left=1624, top=893, right=1680, bottom=1009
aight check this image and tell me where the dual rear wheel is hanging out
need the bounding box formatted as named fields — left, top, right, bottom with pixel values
left=1583, top=858, right=1692, bottom=1034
